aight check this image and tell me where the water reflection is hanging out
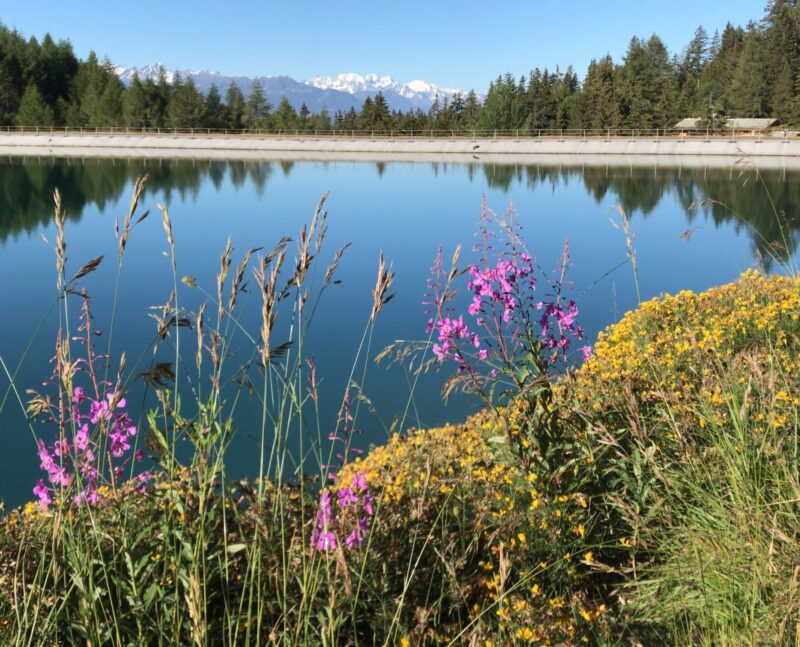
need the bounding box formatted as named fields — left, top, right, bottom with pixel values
left=2, top=158, right=796, bottom=267
left=481, top=163, right=800, bottom=265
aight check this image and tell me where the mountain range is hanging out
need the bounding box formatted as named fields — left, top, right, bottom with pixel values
left=113, top=64, right=468, bottom=114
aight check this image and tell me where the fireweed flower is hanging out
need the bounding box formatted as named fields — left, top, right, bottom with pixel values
left=33, top=479, right=52, bottom=507
left=311, top=472, right=373, bottom=552
left=422, top=202, right=590, bottom=429
left=33, top=388, right=148, bottom=508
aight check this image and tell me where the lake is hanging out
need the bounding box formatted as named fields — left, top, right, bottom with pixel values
left=1, top=155, right=798, bottom=508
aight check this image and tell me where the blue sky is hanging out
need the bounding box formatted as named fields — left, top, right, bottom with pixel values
left=0, top=0, right=767, bottom=91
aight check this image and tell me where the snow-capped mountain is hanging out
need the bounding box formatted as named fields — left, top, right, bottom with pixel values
left=306, top=73, right=462, bottom=107
left=114, top=65, right=468, bottom=113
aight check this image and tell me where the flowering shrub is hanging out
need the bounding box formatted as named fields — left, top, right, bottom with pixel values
left=573, top=270, right=800, bottom=442
left=336, top=411, right=607, bottom=644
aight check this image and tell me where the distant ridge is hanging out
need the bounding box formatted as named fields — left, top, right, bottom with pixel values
left=113, top=65, right=467, bottom=114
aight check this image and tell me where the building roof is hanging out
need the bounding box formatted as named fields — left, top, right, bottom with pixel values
left=673, top=117, right=779, bottom=130
left=725, top=118, right=779, bottom=129
left=674, top=118, right=702, bottom=129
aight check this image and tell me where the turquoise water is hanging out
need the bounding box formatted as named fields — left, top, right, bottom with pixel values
left=1, top=157, right=798, bottom=508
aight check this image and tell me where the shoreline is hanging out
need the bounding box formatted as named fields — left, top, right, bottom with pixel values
left=2, top=132, right=800, bottom=169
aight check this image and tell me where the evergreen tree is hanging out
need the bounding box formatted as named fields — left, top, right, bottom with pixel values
left=618, top=35, right=671, bottom=129
left=374, top=93, right=392, bottom=130
left=123, top=72, right=147, bottom=127
left=426, top=94, right=440, bottom=130
left=167, top=75, right=205, bottom=128
left=298, top=102, right=310, bottom=129
left=772, top=60, right=795, bottom=120
left=340, top=107, right=358, bottom=131
left=0, top=45, right=22, bottom=125
left=476, top=74, right=525, bottom=131
left=15, top=82, right=54, bottom=126
left=273, top=96, right=297, bottom=131
left=95, top=77, right=124, bottom=127
left=728, top=28, right=769, bottom=117
left=243, top=79, right=270, bottom=130
left=461, top=90, right=482, bottom=129
left=573, top=57, right=620, bottom=131
left=310, top=108, right=332, bottom=131
left=203, top=84, right=226, bottom=129
left=696, top=23, right=744, bottom=116
left=225, top=82, right=245, bottom=130
left=683, top=26, right=709, bottom=80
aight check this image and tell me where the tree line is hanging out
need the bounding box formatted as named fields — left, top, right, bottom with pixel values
left=2, top=0, right=800, bottom=132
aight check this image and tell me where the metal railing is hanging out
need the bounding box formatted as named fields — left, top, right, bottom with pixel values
left=0, top=126, right=790, bottom=139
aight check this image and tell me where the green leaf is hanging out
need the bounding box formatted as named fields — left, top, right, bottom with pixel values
left=226, top=543, right=247, bottom=554
left=143, top=583, right=160, bottom=607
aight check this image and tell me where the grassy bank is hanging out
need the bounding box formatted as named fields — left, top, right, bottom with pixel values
left=0, top=180, right=798, bottom=645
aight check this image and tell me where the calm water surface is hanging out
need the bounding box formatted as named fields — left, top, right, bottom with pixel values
left=1, top=156, right=798, bottom=507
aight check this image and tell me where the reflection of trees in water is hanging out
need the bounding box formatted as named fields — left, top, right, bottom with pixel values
left=0, top=158, right=276, bottom=241
left=3, top=158, right=798, bottom=267
left=482, top=163, right=800, bottom=266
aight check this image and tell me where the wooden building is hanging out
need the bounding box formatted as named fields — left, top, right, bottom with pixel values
left=672, top=117, right=779, bottom=136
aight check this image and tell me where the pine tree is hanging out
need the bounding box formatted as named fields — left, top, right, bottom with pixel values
left=461, top=90, right=481, bottom=129
left=683, top=26, right=709, bottom=80
left=273, top=96, right=297, bottom=131
left=573, top=57, right=620, bottom=131
left=310, top=108, right=331, bottom=131
left=370, top=93, right=391, bottom=131
left=167, top=75, right=205, bottom=128
left=772, top=60, right=795, bottom=120
left=203, top=84, right=226, bottom=129
left=298, top=102, right=310, bottom=129
left=94, top=77, right=123, bottom=127
left=15, top=82, right=54, bottom=127
left=476, top=74, right=525, bottom=131
left=243, top=79, right=270, bottom=130
left=728, top=28, right=768, bottom=116
left=225, top=82, right=245, bottom=130
left=697, top=23, right=744, bottom=116
left=427, top=94, right=440, bottom=129
left=123, top=72, right=146, bottom=127
left=0, top=47, right=22, bottom=125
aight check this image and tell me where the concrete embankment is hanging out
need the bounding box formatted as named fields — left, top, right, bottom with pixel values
left=2, top=132, right=800, bottom=168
